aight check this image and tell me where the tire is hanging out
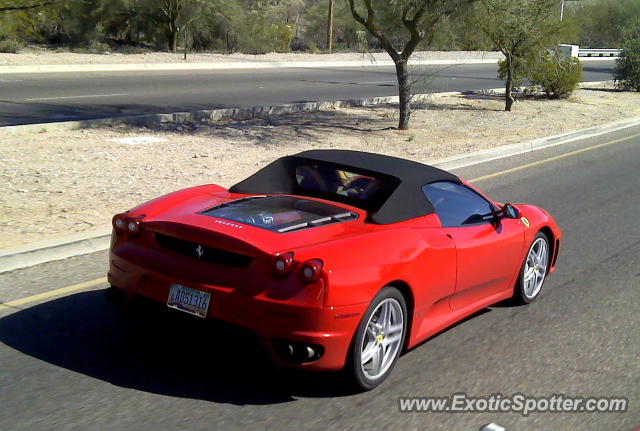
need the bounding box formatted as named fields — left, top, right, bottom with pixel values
left=513, top=232, right=551, bottom=304
left=347, top=286, right=407, bottom=391
left=105, top=285, right=126, bottom=307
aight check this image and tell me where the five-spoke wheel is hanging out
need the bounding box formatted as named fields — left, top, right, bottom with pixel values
left=349, top=287, right=407, bottom=391
left=514, top=232, right=550, bottom=303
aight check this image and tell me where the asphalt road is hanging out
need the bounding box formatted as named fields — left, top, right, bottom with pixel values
left=0, top=60, right=616, bottom=126
left=1, top=124, right=639, bottom=430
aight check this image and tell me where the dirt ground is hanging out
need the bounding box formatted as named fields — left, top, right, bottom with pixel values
left=1, top=85, right=638, bottom=249
left=0, top=49, right=501, bottom=66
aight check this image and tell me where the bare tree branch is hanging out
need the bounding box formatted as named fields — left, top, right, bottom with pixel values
left=346, top=0, right=476, bottom=129
left=347, top=0, right=400, bottom=59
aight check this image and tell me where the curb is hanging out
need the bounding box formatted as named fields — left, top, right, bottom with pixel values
left=0, top=83, right=635, bottom=273
left=0, top=58, right=501, bottom=75
left=0, top=95, right=406, bottom=136
left=0, top=228, right=111, bottom=273
left=434, top=114, right=640, bottom=171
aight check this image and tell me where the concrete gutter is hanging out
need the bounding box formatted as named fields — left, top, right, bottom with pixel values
left=0, top=79, right=634, bottom=273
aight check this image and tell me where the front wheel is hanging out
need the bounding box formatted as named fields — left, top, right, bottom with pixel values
left=348, top=287, right=407, bottom=391
left=513, top=232, right=550, bottom=304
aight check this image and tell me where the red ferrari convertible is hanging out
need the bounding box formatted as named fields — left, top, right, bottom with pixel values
left=108, top=150, right=561, bottom=390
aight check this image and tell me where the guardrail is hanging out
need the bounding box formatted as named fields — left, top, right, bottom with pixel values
left=578, top=48, right=620, bottom=57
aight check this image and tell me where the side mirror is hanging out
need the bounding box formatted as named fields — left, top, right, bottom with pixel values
left=502, top=203, right=520, bottom=219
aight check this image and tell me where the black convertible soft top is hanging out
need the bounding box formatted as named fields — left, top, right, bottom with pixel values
left=229, top=149, right=460, bottom=224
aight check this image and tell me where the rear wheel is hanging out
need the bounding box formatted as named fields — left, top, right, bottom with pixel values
left=348, top=287, right=407, bottom=391
left=513, top=232, right=550, bottom=304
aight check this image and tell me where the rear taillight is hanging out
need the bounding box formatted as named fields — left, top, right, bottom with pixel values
left=298, top=259, right=323, bottom=284
left=112, top=213, right=144, bottom=237
left=112, top=214, right=126, bottom=234
left=273, top=252, right=294, bottom=277
left=126, top=220, right=141, bottom=236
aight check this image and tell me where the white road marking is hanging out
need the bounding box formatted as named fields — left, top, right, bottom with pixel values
left=359, top=81, right=395, bottom=85
left=24, top=93, right=128, bottom=101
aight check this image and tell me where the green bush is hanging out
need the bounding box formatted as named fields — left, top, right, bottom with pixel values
left=0, top=38, right=23, bottom=53
left=527, top=53, right=583, bottom=99
left=615, top=27, right=640, bottom=92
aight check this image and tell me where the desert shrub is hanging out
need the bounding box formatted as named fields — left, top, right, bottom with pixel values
left=306, top=41, right=322, bottom=54
left=73, top=41, right=111, bottom=54
left=238, top=19, right=294, bottom=54
left=615, top=27, right=640, bottom=92
left=0, top=38, right=22, bottom=53
left=527, top=52, right=583, bottom=99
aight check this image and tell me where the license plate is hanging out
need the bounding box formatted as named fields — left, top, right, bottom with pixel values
left=167, top=283, right=211, bottom=318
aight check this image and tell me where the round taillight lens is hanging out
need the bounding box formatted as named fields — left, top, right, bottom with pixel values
left=273, top=252, right=294, bottom=277
left=299, top=259, right=323, bottom=284
left=112, top=215, right=126, bottom=233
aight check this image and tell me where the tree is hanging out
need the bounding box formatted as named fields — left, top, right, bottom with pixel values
left=346, top=0, right=473, bottom=130
left=160, top=0, right=213, bottom=52
left=161, top=0, right=188, bottom=52
left=478, top=0, right=565, bottom=111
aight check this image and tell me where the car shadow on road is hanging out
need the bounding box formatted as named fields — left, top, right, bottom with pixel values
left=0, top=290, right=357, bottom=405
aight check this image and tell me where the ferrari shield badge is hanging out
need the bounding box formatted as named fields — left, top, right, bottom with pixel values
left=521, top=217, right=530, bottom=228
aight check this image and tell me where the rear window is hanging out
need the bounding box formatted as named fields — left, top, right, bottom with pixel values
left=200, top=196, right=358, bottom=233
left=295, top=164, right=383, bottom=201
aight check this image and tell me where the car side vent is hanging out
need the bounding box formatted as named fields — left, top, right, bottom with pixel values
left=155, top=233, right=253, bottom=268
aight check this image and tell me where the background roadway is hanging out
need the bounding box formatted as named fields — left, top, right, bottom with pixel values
left=0, top=60, right=616, bottom=126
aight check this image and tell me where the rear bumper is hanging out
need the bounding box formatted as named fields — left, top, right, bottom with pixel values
left=108, top=251, right=366, bottom=371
